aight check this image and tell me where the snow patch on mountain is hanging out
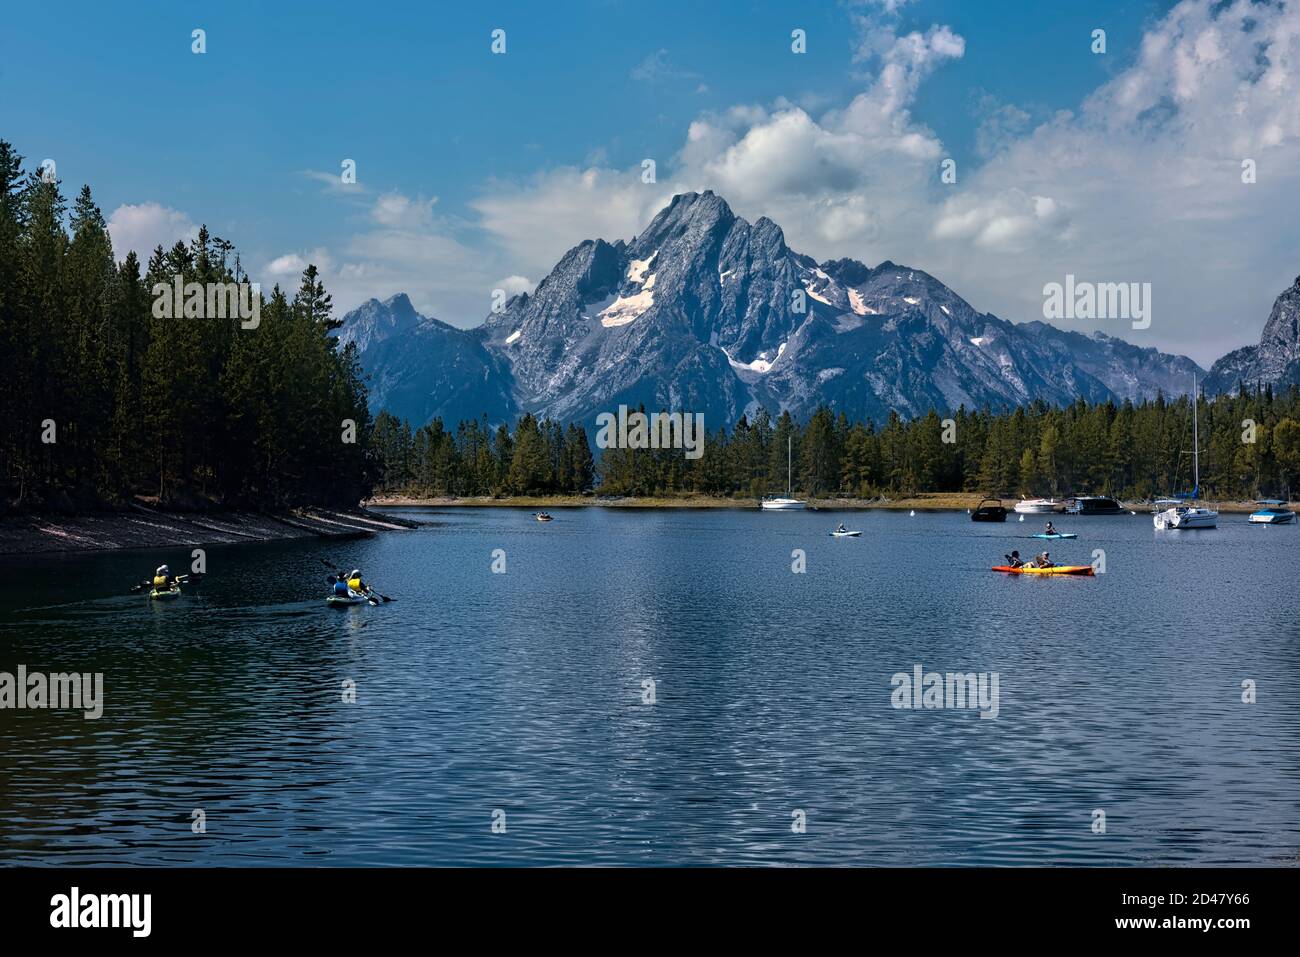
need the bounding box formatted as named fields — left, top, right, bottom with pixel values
left=627, top=252, right=657, bottom=284
left=599, top=275, right=656, bottom=327
left=724, top=341, right=787, bottom=374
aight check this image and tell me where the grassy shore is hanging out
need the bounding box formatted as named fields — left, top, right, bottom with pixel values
left=369, top=493, right=1295, bottom=514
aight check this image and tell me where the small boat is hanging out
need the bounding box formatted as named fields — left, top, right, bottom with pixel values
left=534, top=512, right=553, bottom=522
left=1248, top=500, right=1296, bottom=524
left=149, top=585, right=182, bottom=600
left=970, top=498, right=1008, bottom=522
left=1032, top=532, right=1077, bottom=539
left=1066, top=496, right=1124, bottom=515
left=326, top=591, right=369, bottom=607
left=991, top=565, right=1095, bottom=576
left=828, top=529, right=861, bottom=537
left=1014, top=498, right=1063, bottom=514
left=1153, top=377, right=1218, bottom=530
left=761, top=436, right=806, bottom=510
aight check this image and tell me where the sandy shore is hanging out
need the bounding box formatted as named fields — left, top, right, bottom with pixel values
left=0, top=505, right=418, bottom=557
left=368, top=493, right=1294, bottom=514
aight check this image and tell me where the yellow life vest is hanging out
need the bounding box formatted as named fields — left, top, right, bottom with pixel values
left=153, top=575, right=169, bottom=587
left=348, top=577, right=363, bottom=591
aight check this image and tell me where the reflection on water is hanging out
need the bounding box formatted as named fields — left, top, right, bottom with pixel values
left=1, top=508, right=1297, bottom=865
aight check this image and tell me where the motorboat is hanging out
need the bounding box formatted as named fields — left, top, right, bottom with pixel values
left=971, top=498, right=1008, bottom=522
left=1066, top=496, right=1124, bottom=515
left=1248, top=500, right=1296, bottom=524
left=1013, top=498, right=1063, bottom=514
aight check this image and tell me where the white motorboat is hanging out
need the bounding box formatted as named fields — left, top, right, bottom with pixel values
left=761, top=435, right=806, bottom=510
left=1013, top=498, right=1063, bottom=514
left=1153, top=377, right=1218, bottom=530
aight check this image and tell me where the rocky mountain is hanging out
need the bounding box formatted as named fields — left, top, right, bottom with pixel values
left=338, top=192, right=1210, bottom=429
left=338, top=293, right=516, bottom=427
left=1205, top=276, right=1300, bottom=395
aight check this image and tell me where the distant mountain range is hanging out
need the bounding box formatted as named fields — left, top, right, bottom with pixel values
left=337, top=191, right=1300, bottom=428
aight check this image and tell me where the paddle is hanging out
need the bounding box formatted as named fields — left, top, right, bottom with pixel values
left=129, top=572, right=202, bottom=594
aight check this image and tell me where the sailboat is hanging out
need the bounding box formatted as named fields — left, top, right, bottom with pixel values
left=1154, top=377, right=1218, bottom=530
left=761, top=434, right=806, bottom=510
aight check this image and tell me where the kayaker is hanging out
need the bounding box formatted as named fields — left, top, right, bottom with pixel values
left=152, top=564, right=174, bottom=589
left=836, top=523, right=848, bottom=534
left=1004, top=550, right=1024, bottom=568
left=346, top=569, right=369, bottom=596
left=1033, top=551, right=1054, bottom=568
left=332, top=578, right=352, bottom=598
left=1044, top=521, right=1057, bottom=536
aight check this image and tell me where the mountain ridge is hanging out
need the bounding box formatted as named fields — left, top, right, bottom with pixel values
left=338, top=192, right=1296, bottom=429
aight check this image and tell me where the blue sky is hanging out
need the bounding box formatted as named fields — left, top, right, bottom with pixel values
left=5, top=0, right=1297, bottom=364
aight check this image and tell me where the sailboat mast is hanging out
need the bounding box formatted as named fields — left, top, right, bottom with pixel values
left=1192, top=375, right=1199, bottom=495
left=787, top=434, right=792, bottom=496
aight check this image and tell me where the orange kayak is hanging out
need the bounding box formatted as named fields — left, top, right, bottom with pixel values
left=992, top=565, right=1094, bottom=576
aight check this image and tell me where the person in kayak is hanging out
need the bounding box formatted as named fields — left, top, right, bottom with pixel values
left=332, top=578, right=352, bottom=599
left=152, top=564, right=175, bottom=589
left=1044, top=521, right=1057, bottom=536
left=346, top=569, right=370, bottom=597
left=835, top=522, right=848, bottom=534
left=1004, top=550, right=1024, bottom=568
left=1032, top=551, right=1055, bottom=568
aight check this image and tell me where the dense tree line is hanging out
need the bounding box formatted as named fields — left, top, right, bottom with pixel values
left=0, top=140, right=373, bottom=510
left=375, top=391, right=1300, bottom=502
left=371, top=411, right=594, bottom=496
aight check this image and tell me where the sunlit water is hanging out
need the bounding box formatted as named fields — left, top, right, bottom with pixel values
left=1, top=507, right=1297, bottom=866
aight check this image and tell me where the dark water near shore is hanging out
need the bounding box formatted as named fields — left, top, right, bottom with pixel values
left=1, top=507, right=1297, bottom=866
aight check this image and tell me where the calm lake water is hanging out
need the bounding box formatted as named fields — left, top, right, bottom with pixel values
left=1, top=507, right=1297, bottom=866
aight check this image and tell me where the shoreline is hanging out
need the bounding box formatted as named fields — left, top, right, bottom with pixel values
left=0, top=505, right=419, bottom=557
left=367, top=494, right=1292, bottom=514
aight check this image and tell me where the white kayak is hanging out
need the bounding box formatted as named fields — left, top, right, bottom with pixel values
left=829, top=530, right=862, bottom=537
left=326, top=591, right=369, bottom=607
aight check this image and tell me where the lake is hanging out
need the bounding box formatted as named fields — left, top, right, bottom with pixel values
left=1, top=507, right=1296, bottom=866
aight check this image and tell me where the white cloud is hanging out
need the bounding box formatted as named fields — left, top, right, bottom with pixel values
left=457, top=0, right=1300, bottom=364
left=261, top=193, right=504, bottom=323
left=263, top=0, right=1297, bottom=365
left=106, top=203, right=198, bottom=262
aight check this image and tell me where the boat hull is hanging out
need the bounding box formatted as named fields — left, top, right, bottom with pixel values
left=1248, top=509, right=1295, bottom=524
left=1154, top=507, right=1218, bottom=529
left=1013, top=500, right=1062, bottom=514
left=991, top=565, right=1094, bottom=576
left=761, top=499, right=806, bottom=510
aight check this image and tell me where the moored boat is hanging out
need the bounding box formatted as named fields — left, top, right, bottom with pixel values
left=971, top=498, right=1008, bottom=522
left=761, top=436, right=806, bottom=510
left=1013, top=498, right=1063, bottom=514
left=1248, top=500, right=1296, bottom=524
left=1153, top=377, right=1218, bottom=530
left=1066, top=495, right=1124, bottom=515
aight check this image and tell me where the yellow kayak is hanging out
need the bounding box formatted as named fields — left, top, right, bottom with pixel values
left=992, top=565, right=1094, bottom=576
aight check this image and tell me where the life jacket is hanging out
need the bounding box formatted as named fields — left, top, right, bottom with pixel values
left=333, top=580, right=350, bottom=597
left=348, top=577, right=363, bottom=592
left=153, top=574, right=169, bottom=587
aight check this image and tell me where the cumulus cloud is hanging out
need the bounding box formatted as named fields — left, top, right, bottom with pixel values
left=106, top=203, right=198, bottom=262
left=459, top=0, right=1300, bottom=363
left=261, top=193, right=510, bottom=323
